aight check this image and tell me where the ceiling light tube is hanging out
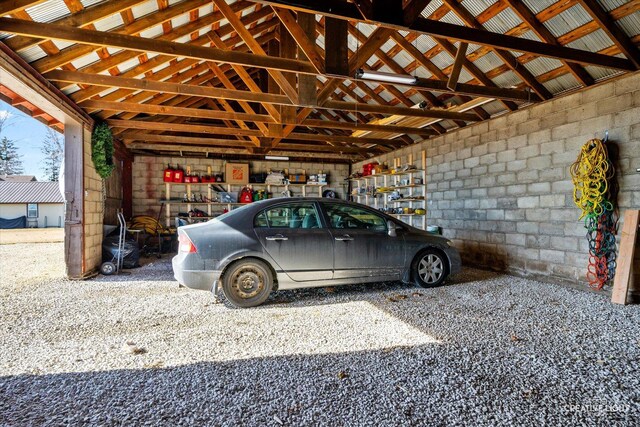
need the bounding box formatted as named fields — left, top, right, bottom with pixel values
left=355, top=68, right=417, bottom=85
left=265, top=155, right=289, bottom=161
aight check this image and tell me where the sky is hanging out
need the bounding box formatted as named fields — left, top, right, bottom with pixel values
left=0, top=100, right=53, bottom=181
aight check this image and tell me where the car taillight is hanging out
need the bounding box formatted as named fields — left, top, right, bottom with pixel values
left=178, top=233, right=197, bottom=253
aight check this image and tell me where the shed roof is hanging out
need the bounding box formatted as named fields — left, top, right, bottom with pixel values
left=0, top=181, right=64, bottom=203
left=0, top=175, right=37, bottom=182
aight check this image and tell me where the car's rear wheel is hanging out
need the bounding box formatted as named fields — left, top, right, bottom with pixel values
left=413, top=249, right=448, bottom=288
left=222, top=259, right=273, bottom=308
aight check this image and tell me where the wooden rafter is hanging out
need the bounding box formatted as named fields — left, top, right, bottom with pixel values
left=505, top=0, right=595, bottom=87
left=577, top=0, right=640, bottom=69
left=251, top=0, right=634, bottom=71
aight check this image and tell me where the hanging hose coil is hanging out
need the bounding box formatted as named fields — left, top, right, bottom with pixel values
left=570, top=138, right=618, bottom=290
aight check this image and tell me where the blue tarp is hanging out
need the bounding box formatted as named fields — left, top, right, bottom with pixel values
left=0, top=216, right=27, bottom=229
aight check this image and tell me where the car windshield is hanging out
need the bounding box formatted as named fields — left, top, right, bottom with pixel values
left=211, top=203, right=253, bottom=222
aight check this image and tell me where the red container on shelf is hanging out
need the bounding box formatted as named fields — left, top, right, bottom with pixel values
left=163, top=164, right=175, bottom=183
left=191, top=175, right=200, bottom=183
left=362, top=162, right=378, bottom=176
left=173, top=165, right=184, bottom=183
left=184, top=176, right=192, bottom=183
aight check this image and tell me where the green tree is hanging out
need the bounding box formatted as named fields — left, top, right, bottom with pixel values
left=41, top=128, right=64, bottom=181
left=0, top=136, right=23, bottom=176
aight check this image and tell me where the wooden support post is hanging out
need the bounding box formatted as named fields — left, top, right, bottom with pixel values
left=612, top=210, right=640, bottom=305
left=324, top=17, right=349, bottom=76
left=64, top=121, right=84, bottom=279
left=297, top=11, right=318, bottom=107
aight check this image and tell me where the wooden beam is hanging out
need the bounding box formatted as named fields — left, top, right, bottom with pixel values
left=126, top=142, right=361, bottom=161
left=441, top=0, right=552, bottom=100
left=0, top=1, right=45, bottom=17
left=81, top=99, right=276, bottom=123
left=0, top=42, right=92, bottom=126
left=447, top=42, right=467, bottom=90
left=323, top=100, right=481, bottom=121
left=612, top=210, right=640, bottom=304
left=46, top=69, right=291, bottom=105
left=4, top=0, right=148, bottom=52
left=273, top=7, right=324, bottom=73
left=300, top=119, right=437, bottom=136
left=578, top=0, right=640, bottom=69
left=324, top=17, right=349, bottom=76
left=250, top=0, right=635, bottom=71
left=64, top=69, right=482, bottom=122
left=212, top=0, right=299, bottom=103
left=0, top=17, right=317, bottom=75
left=106, top=119, right=261, bottom=137
left=297, top=12, right=318, bottom=106
left=505, top=0, right=594, bottom=87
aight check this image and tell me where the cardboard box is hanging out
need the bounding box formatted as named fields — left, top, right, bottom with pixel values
left=225, top=163, right=249, bottom=184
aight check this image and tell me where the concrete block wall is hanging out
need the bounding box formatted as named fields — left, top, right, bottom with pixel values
left=83, top=126, right=104, bottom=274
left=355, top=72, right=640, bottom=287
left=132, top=156, right=350, bottom=218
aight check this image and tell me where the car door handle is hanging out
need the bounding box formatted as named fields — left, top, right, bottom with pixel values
left=335, top=234, right=354, bottom=241
left=265, top=234, right=288, bottom=241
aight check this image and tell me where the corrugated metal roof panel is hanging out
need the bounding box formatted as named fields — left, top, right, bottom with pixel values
left=544, top=5, right=592, bottom=38
left=523, top=56, right=565, bottom=77
left=19, top=45, right=47, bottom=63
left=565, top=28, right=614, bottom=52
left=470, top=50, right=503, bottom=74
left=521, top=0, right=556, bottom=15
left=482, top=8, right=523, bottom=35
left=131, top=0, right=159, bottom=20
left=491, top=70, right=521, bottom=88
left=0, top=182, right=64, bottom=204
left=93, top=13, right=125, bottom=32
left=80, top=0, right=106, bottom=8
left=584, top=66, right=624, bottom=82
left=616, top=12, right=640, bottom=38
left=597, top=0, right=628, bottom=12
left=25, top=1, right=71, bottom=23
left=439, top=11, right=466, bottom=26
left=461, top=0, right=495, bottom=18
left=422, top=0, right=444, bottom=18
left=139, top=24, right=164, bottom=40
left=70, top=51, right=101, bottom=69
left=543, top=73, right=581, bottom=94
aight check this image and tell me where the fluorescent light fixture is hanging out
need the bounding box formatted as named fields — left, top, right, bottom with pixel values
left=265, top=155, right=289, bottom=161
left=355, top=68, right=417, bottom=85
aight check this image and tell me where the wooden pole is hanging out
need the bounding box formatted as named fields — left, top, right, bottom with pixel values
left=612, top=210, right=640, bottom=305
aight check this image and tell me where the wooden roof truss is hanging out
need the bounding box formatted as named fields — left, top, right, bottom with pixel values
left=0, top=0, right=637, bottom=161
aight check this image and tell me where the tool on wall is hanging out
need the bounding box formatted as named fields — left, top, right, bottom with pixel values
left=570, top=134, right=619, bottom=290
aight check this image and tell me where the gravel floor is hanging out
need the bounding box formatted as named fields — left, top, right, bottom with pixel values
left=1, top=244, right=639, bottom=426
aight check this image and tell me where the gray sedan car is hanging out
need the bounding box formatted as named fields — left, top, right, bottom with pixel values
left=173, top=198, right=461, bottom=308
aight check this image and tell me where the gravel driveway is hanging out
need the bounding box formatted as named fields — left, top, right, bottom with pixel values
left=1, top=243, right=639, bottom=426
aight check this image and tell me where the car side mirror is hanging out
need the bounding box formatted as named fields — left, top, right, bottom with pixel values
left=387, top=220, right=398, bottom=237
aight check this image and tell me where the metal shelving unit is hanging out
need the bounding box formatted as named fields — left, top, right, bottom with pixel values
left=350, top=150, right=427, bottom=230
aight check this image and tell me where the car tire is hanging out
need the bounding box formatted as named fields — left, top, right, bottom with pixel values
left=413, top=249, right=448, bottom=288
left=221, top=259, right=273, bottom=308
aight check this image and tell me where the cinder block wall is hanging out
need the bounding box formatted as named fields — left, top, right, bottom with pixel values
left=83, top=126, right=104, bottom=274
left=132, top=156, right=350, bottom=218
left=354, top=72, right=640, bottom=286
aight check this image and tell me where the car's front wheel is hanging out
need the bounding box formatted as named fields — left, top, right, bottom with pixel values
left=413, top=249, right=448, bottom=288
left=221, top=259, right=273, bottom=308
